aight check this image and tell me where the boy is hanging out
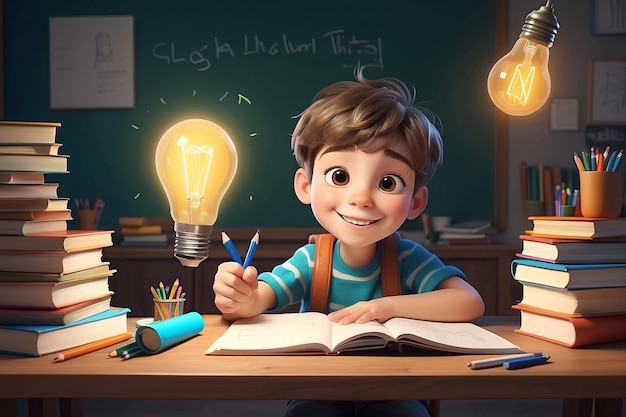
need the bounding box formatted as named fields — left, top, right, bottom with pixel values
left=213, top=70, right=485, bottom=416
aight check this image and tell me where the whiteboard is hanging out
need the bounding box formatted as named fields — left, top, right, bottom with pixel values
left=49, top=15, right=135, bottom=109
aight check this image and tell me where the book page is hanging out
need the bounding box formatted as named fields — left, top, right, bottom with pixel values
left=382, top=318, right=522, bottom=354
left=330, top=320, right=394, bottom=352
left=206, top=312, right=333, bottom=354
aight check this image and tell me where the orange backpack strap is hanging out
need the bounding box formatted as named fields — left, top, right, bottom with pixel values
left=309, top=233, right=401, bottom=313
left=309, top=234, right=335, bottom=313
left=381, top=233, right=401, bottom=296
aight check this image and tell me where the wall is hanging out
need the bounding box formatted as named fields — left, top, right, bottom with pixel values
left=2, top=0, right=500, bottom=230
left=499, top=0, right=626, bottom=245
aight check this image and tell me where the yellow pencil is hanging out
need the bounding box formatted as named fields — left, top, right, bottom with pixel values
left=169, top=278, right=180, bottom=300
left=53, top=333, right=132, bottom=363
left=573, top=152, right=585, bottom=173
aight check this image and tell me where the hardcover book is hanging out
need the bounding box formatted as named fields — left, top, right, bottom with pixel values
left=0, top=248, right=103, bottom=273
left=0, top=121, right=61, bottom=144
left=0, top=229, right=114, bottom=252
left=517, top=283, right=626, bottom=315
left=0, top=219, right=68, bottom=235
left=0, top=307, right=129, bottom=357
left=0, top=294, right=113, bottom=326
left=120, top=225, right=163, bottom=235
left=0, top=276, right=112, bottom=309
left=0, top=263, right=114, bottom=283
left=0, top=143, right=62, bottom=155
left=0, top=154, right=68, bottom=172
left=518, top=233, right=626, bottom=264
left=513, top=304, right=626, bottom=348
left=0, top=183, right=59, bottom=199
left=206, top=312, right=522, bottom=355
left=441, top=220, right=492, bottom=234
left=0, top=198, right=69, bottom=211
left=511, top=258, right=626, bottom=289
left=0, top=172, right=45, bottom=184
left=0, top=209, right=72, bottom=222
left=528, top=216, right=626, bottom=239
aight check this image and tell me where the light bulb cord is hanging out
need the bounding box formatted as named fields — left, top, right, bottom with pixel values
left=519, top=0, right=559, bottom=48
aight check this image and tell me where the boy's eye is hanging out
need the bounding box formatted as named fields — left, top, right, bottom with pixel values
left=379, top=174, right=405, bottom=193
left=324, top=167, right=350, bottom=186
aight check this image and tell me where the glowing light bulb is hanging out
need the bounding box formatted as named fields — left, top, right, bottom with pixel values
left=487, top=1, right=559, bottom=116
left=155, top=119, right=238, bottom=267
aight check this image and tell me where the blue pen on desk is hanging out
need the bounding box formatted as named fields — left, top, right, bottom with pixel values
left=468, top=352, right=545, bottom=370
left=221, top=231, right=243, bottom=265
left=243, top=229, right=260, bottom=268
left=503, top=354, right=550, bottom=370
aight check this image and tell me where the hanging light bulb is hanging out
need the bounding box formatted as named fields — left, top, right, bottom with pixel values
left=487, top=0, right=559, bottom=116
left=155, top=119, right=238, bottom=267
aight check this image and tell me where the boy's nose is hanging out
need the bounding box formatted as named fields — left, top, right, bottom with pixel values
left=348, top=188, right=374, bottom=208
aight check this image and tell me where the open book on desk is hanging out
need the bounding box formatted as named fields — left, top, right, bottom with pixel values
left=206, top=312, right=523, bottom=355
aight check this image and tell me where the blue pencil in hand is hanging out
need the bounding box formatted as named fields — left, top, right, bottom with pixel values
left=222, top=231, right=243, bottom=265
left=243, top=229, right=260, bottom=268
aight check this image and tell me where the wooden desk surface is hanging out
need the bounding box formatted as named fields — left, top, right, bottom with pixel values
left=1, top=315, right=625, bottom=401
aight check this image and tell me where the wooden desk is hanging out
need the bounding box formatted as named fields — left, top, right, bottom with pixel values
left=0, top=316, right=623, bottom=417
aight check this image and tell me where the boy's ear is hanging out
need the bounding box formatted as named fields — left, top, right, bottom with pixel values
left=294, top=168, right=312, bottom=205
left=406, top=186, right=428, bottom=220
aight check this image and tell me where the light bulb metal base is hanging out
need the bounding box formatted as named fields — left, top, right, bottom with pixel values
left=519, top=3, right=559, bottom=48
left=173, top=222, right=212, bottom=268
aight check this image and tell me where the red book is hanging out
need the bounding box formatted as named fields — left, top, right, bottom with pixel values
left=513, top=304, right=626, bottom=348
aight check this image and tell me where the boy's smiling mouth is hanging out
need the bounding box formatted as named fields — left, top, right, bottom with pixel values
left=338, top=213, right=380, bottom=226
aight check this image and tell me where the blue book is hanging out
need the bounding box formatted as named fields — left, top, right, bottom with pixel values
left=0, top=307, right=130, bottom=357
left=511, top=258, right=626, bottom=290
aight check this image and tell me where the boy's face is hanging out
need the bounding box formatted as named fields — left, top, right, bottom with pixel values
left=294, top=132, right=427, bottom=248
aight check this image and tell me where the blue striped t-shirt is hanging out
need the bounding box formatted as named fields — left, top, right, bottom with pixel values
left=258, top=234, right=466, bottom=313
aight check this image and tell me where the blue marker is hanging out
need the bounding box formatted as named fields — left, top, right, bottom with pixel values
left=243, top=229, right=260, bottom=268
left=221, top=231, right=243, bottom=265
left=503, top=354, right=550, bottom=370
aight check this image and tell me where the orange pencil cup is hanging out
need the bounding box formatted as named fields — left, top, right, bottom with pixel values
left=153, top=298, right=185, bottom=321
left=579, top=171, right=623, bottom=218
left=78, top=209, right=100, bottom=229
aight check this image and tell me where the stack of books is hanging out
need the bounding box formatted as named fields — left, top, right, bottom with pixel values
left=118, top=216, right=173, bottom=246
left=439, top=220, right=493, bottom=245
left=0, top=121, right=129, bottom=357
left=511, top=215, right=626, bottom=348
left=0, top=121, right=71, bottom=235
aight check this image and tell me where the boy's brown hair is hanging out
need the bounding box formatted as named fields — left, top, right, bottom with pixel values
left=291, top=69, right=444, bottom=193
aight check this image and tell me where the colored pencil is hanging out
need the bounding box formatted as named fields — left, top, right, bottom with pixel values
left=108, top=341, right=140, bottom=358
left=53, top=333, right=132, bottom=363
left=243, top=229, right=260, bottom=268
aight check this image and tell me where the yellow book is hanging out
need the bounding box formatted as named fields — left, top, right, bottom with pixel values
left=120, top=225, right=162, bottom=235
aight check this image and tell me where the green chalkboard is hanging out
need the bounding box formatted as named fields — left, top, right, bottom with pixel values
left=4, top=0, right=499, bottom=230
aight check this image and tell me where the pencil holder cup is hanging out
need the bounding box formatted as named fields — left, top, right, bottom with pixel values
left=560, top=205, right=576, bottom=217
left=153, top=298, right=185, bottom=321
left=78, top=209, right=99, bottom=229
left=579, top=171, right=623, bottom=218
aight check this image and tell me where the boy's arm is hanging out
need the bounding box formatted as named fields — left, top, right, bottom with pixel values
left=213, top=261, right=277, bottom=321
left=328, top=276, right=485, bottom=325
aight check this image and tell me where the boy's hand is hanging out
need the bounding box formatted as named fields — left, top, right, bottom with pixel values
left=327, top=298, right=393, bottom=324
left=213, top=261, right=259, bottom=317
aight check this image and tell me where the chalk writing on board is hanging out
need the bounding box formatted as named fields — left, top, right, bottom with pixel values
left=152, top=29, right=383, bottom=72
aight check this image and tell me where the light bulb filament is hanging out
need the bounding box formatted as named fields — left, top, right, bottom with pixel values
left=177, top=135, right=215, bottom=223
left=506, top=42, right=537, bottom=107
